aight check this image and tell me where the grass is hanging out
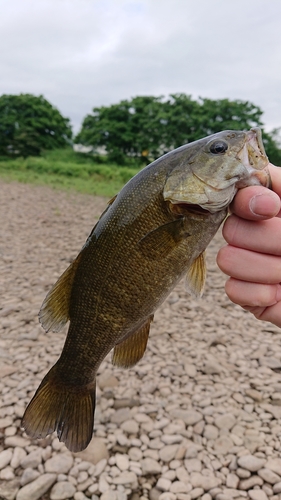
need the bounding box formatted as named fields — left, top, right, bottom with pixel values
left=0, top=148, right=141, bottom=197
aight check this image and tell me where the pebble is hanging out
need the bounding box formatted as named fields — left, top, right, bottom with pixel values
left=237, top=455, right=266, bottom=472
left=156, top=477, right=172, bottom=491
left=159, top=445, right=179, bottom=462
left=45, top=454, right=73, bottom=474
left=141, top=458, right=162, bottom=474
left=116, top=454, right=129, bottom=471
left=239, top=476, right=264, bottom=490
left=50, top=481, right=76, bottom=499
left=265, top=458, right=281, bottom=474
left=258, top=468, right=281, bottom=484
left=16, top=473, right=57, bottom=500
left=169, top=409, right=202, bottom=425
left=11, top=447, right=27, bottom=468
left=0, top=448, right=13, bottom=469
left=20, top=468, right=40, bottom=486
left=248, top=490, right=268, bottom=500
left=21, top=449, right=42, bottom=469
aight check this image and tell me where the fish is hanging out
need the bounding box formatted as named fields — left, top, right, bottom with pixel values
left=22, top=128, right=271, bottom=452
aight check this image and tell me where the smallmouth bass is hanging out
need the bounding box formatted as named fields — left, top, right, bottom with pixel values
left=22, top=128, right=271, bottom=452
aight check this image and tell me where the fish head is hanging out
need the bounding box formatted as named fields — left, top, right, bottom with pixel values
left=164, top=128, right=271, bottom=214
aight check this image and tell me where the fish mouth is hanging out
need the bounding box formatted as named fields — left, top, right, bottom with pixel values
left=235, top=128, right=271, bottom=189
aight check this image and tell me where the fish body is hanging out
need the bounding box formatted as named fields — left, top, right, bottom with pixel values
left=22, top=129, right=270, bottom=451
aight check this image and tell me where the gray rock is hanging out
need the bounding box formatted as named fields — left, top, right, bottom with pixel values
left=0, top=478, right=20, bottom=500
left=258, top=468, right=281, bottom=484
left=20, top=468, right=40, bottom=486
left=16, top=473, right=57, bottom=500
left=93, top=458, right=107, bottom=476
left=11, top=447, right=27, bottom=469
left=112, top=471, right=138, bottom=486
left=237, top=455, right=266, bottom=472
left=110, top=408, right=131, bottom=424
left=190, top=472, right=221, bottom=491
left=128, top=447, right=143, bottom=461
left=226, top=473, right=239, bottom=489
left=159, top=445, right=179, bottom=462
left=248, top=490, right=268, bottom=500
left=156, top=477, right=172, bottom=491
left=0, top=448, right=13, bottom=469
left=141, top=458, right=162, bottom=474
left=184, top=458, right=202, bottom=473
left=115, top=453, right=129, bottom=471
left=266, top=457, right=281, bottom=474
left=215, top=413, right=236, bottom=430
left=213, top=436, right=233, bottom=455
left=169, top=409, right=202, bottom=425
left=100, top=491, right=117, bottom=500
left=45, top=454, right=73, bottom=474
left=170, top=481, right=187, bottom=493
left=120, top=419, right=139, bottom=434
left=50, top=481, right=76, bottom=500
left=203, top=424, right=219, bottom=440
left=239, top=475, right=264, bottom=490
left=5, top=435, right=30, bottom=447
left=21, top=449, right=42, bottom=469
left=273, top=482, right=281, bottom=493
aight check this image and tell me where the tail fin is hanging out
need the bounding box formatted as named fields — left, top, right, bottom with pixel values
left=22, top=366, right=96, bottom=452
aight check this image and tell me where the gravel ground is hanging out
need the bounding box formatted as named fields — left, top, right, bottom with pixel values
left=1, top=181, right=281, bottom=500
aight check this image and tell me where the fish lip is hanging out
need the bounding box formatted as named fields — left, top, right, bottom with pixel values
left=248, top=127, right=267, bottom=157
left=235, top=127, right=271, bottom=189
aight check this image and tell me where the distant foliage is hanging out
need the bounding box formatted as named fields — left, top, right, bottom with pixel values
left=75, top=94, right=280, bottom=163
left=0, top=94, right=72, bottom=157
left=262, top=128, right=281, bottom=165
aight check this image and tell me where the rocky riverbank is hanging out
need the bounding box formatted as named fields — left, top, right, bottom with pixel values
left=1, top=181, right=281, bottom=500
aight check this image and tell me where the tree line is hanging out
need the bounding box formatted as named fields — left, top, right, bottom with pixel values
left=0, top=93, right=280, bottom=164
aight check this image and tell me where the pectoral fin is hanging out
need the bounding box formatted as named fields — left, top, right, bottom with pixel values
left=138, top=218, right=190, bottom=259
left=112, top=316, right=153, bottom=368
left=185, top=251, right=206, bottom=298
left=39, top=254, right=82, bottom=333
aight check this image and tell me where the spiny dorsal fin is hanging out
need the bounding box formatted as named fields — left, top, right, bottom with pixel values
left=39, top=254, right=82, bottom=333
left=138, top=219, right=190, bottom=259
left=185, top=251, right=206, bottom=298
left=112, top=316, right=153, bottom=368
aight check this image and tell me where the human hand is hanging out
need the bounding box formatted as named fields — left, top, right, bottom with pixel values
left=217, top=164, right=281, bottom=327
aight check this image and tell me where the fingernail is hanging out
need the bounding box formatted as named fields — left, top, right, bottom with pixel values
left=249, top=193, right=280, bottom=217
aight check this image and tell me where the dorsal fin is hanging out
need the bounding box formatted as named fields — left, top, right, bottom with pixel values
left=112, top=316, right=153, bottom=368
left=185, top=251, right=206, bottom=298
left=39, top=253, right=82, bottom=333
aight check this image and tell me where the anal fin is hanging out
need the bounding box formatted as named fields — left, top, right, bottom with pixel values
left=112, top=316, right=153, bottom=368
left=185, top=251, right=206, bottom=298
left=39, top=253, right=82, bottom=333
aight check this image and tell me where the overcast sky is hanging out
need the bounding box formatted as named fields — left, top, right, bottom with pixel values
left=1, top=0, right=280, bottom=134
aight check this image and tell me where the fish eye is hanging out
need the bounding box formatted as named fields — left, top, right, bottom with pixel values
left=209, top=141, right=228, bottom=154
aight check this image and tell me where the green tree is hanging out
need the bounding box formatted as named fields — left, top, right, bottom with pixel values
left=76, top=94, right=281, bottom=164
left=0, top=94, right=72, bottom=157
left=263, top=128, right=281, bottom=165
left=75, top=96, right=166, bottom=163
